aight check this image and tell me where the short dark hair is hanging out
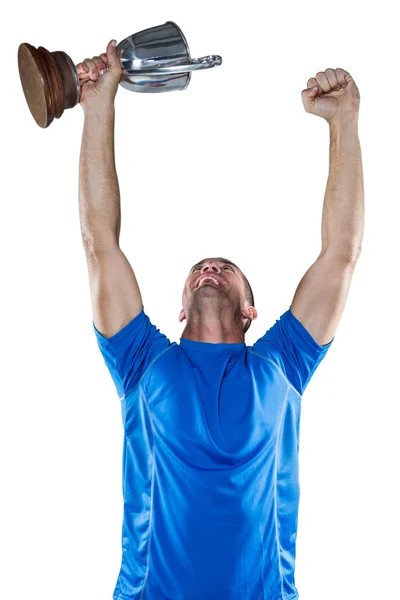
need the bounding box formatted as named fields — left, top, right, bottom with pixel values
left=242, top=273, right=255, bottom=334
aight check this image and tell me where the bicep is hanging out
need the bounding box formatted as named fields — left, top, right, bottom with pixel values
left=85, top=242, right=143, bottom=339
left=290, top=251, right=358, bottom=346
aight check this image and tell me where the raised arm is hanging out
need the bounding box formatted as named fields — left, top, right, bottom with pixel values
left=78, top=39, right=142, bottom=338
left=290, top=68, right=364, bottom=345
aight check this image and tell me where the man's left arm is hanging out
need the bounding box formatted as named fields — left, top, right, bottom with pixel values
left=290, top=69, right=364, bottom=346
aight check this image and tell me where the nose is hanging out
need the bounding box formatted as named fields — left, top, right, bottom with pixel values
left=200, top=261, right=221, bottom=274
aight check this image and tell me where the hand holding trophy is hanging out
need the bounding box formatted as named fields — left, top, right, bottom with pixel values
left=17, top=21, right=222, bottom=128
left=75, top=40, right=123, bottom=109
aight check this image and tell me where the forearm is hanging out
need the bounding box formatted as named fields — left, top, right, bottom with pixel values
left=320, top=117, right=364, bottom=259
left=79, top=104, right=121, bottom=249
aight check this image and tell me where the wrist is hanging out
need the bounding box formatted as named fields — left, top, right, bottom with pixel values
left=82, top=101, right=115, bottom=119
left=328, top=112, right=359, bottom=133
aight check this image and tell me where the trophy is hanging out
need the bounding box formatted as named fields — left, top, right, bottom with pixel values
left=17, top=21, right=222, bottom=128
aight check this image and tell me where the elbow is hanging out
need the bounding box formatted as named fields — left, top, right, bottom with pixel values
left=320, top=242, right=363, bottom=263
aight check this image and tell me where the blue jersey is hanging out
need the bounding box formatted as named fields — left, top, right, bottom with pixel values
left=93, top=307, right=333, bottom=600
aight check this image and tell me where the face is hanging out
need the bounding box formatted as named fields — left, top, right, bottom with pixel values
left=179, top=257, right=255, bottom=326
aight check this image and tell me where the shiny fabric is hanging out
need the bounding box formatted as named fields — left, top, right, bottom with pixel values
left=93, top=307, right=333, bottom=600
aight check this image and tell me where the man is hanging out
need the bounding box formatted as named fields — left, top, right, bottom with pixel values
left=78, top=40, right=364, bottom=600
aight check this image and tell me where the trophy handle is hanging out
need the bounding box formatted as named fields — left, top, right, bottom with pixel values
left=125, top=55, right=222, bottom=75
left=146, top=55, right=221, bottom=73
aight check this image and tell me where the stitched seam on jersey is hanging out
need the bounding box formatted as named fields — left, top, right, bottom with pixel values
left=248, top=350, right=302, bottom=399
left=274, top=384, right=290, bottom=599
left=123, top=343, right=178, bottom=403
left=138, top=383, right=156, bottom=600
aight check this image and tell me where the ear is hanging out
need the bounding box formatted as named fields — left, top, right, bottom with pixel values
left=179, top=309, right=186, bottom=323
left=241, top=306, right=258, bottom=322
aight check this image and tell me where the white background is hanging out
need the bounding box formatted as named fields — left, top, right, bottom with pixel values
left=2, top=1, right=399, bottom=599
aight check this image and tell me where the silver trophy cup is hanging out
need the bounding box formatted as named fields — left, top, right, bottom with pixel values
left=117, top=21, right=222, bottom=93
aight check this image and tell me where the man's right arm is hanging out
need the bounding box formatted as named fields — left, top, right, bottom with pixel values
left=79, top=61, right=142, bottom=339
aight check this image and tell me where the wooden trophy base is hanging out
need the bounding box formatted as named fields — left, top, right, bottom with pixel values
left=18, top=43, right=81, bottom=128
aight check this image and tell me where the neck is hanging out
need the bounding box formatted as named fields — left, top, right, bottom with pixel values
left=181, top=307, right=246, bottom=344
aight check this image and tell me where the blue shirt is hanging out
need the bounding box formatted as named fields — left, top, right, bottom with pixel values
left=93, top=307, right=333, bottom=600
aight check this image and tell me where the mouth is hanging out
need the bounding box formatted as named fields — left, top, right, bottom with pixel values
left=195, top=275, right=222, bottom=289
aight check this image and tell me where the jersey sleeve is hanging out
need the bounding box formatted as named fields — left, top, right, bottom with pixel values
left=92, top=306, right=174, bottom=398
left=251, top=307, right=334, bottom=396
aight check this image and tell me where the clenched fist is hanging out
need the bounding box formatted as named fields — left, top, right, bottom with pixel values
left=301, top=68, right=360, bottom=124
